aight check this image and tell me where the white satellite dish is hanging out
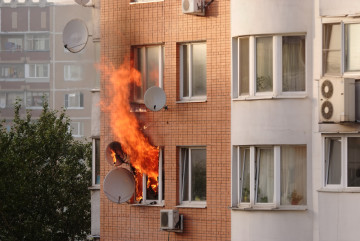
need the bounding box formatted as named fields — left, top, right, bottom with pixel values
left=103, top=167, right=135, bottom=204
left=62, top=19, right=88, bottom=53
left=144, top=86, right=167, bottom=111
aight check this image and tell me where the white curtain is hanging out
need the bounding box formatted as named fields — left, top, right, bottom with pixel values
left=280, top=146, right=306, bottom=205
left=323, top=23, right=341, bottom=74
left=325, top=137, right=341, bottom=185
left=345, top=24, right=360, bottom=72
left=240, top=148, right=250, bottom=202
left=256, top=148, right=274, bottom=203
left=282, top=36, right=305, bottom=92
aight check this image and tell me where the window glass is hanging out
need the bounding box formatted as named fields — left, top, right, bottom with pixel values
left=240, top=147, right=250, bottom=203
left=133, top=46, right=162, bottom=101
left=239, top=38, right=249, bottom=95
left=182, top=45, right=189, bottom=97
left=345, top=23, right=360, bottom=72
left=64, top=65, right=82, bottom=81
left=192, top=44, right=207, bottom=97
left=191, top=149, right=206, bottom=201
left=280, top=146, right=306, bottom=205
left=0, top=64, right=24, bottom=79
left=255, top=148, right=274, bottom=203
left=323, top=23, right=341, bottom=75
left=65, top=92, right=83, bottom=108
left=181, top=148, right=189, bottom=201
left=95, top=139, right=100, bottom=185
left=256, top=37, right=273, bottom=92
left=325, top=137, right=341, bottom=185
left=26, top=91, right=48, bottom=107
left=7, top=92, right=24, bottom=107
left=347, top=137, right=360, bottom=187
left=282, top=36, right=305, bottom=92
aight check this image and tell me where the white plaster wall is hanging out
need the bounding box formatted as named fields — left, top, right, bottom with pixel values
left=91, top=90, right=100, bottom=137
left=231, top=0, right=314, bottom=240
left=231, top=211, right=313, bottom=241
left=319, top=0, right=360, bottom=16
left=90, top=189, right=100, bottom=236
left=231, top=0, right=313, bottom=37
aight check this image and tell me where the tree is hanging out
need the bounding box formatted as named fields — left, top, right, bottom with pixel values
left=0, top=102, right=92, bottom=241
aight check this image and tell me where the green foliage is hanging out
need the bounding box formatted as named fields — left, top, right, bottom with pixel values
left=0, top=101, right=92, bottom=241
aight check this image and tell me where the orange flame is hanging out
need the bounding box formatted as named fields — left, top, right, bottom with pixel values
left=102, top=58, right=159, bottom=201
left=110, top=150, right=117, bottom=166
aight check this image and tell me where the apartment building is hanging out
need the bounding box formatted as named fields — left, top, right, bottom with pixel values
left=0, top=0, right=98, bottom=140
left=100, top=0, right=231, bottom=240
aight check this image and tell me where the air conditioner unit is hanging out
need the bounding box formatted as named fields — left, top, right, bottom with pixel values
left=319, top=77, right=355, bottom=123
left=182, top=0, right=205, bottom=16
left=160, top=209, right=179, bottom=230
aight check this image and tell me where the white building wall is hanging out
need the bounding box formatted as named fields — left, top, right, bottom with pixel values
left=231, top=0, right=314, bottom=240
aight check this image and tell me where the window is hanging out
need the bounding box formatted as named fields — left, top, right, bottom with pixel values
left=0, top=64, right=24, bottom=79
left=69, top=122, right=84, bottom=137
left=25, top=34, right=49, bottom=51
left=179, top=147, right=206, bottom=206
left=11, top=12, right=17, bottom=29
left=92, top=138, right=100, bottom=186
left=0, top=92, right=24, bottom=108
left=25, top=64, right=49, bottom=78
left=26, top=91, right=49, bottom=108
left=232, top=145, right=307, bottom=209
left=133, top=45, right=163, bottom=101
left=4, top=38, right=23, bottom=51
left=64, top=65, right=82, bottom=81
left=324, top=136, right=360, bottom=188
left=323, top=22, right=360, bottom=75
left=65, top=92, right=84, bottom=109
left=234, top=35, right=305, bottom=98
left=180, top=42, right=207, bottom=101
left=140, top=148, right=164, bottom=205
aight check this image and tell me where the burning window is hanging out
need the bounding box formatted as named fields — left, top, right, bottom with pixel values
left=105, top=141, right=164, bottom=205
left=133, top=45, right=164, bottom=101
left=179, top=147, right=206, bottom=205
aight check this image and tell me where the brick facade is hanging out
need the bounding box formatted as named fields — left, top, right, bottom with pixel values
left=100, top=1, right=231, bottom=240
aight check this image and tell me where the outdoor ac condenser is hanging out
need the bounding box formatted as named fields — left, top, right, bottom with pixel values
left=160, top=209, right=179, bottom=230
left=182, top=0, right=205, bottom=16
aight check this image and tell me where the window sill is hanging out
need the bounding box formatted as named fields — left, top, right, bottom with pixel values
left=318, top=187, right=360, bottom=193
left=176, top=99, right=207, bottom=104
left=230, top=205, right=307, bottom=211
left=233, top=94, right=307, bottom=101
left=66, top=107, right=84, bottom=110
left=132, top=201, right=164, bottom=207
left=176, top=203, right=207, bottom=209
left=88, top=185, right=100, bottom=190
left=130, top=0, right=163, bottom=4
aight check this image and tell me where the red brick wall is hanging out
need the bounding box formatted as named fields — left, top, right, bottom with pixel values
left=100, top=0, right=231, bottom=240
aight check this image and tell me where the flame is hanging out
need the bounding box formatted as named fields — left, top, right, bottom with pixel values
left=102, top=58, right=159, bottom=201
left=110, top=150, right=117, bottom=166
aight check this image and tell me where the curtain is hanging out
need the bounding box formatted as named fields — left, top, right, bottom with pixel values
left=280, top=146, right=306, bottom=205
left=256, top=148, right=274, bottom=203
left=345, top=24, right=360, bottom=72
left=240, top=148, right=250, bottom=202
left=282, top=36, right=305, bottom=92
left=323, top=23, right=341, bottom=74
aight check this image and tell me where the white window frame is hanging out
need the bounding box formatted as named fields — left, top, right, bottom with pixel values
left=25, top=34, right=49, bottom=51
left=92, top=138, right=100, bottom=187
left=232, top=145, right=307, bottom=210
left=178, top=147, right=207, bottom=208
left=64, top=64, right=82, bottom=81
left=69, top=121, right=84, bottom=137
left=139, top=148, right=164, bottom=205
left=180, top=42, right=207, bottom=102
left=232, top=34, right=307, bottom=100
left=322, top=134, right=360, bottom=191
left=322, top=19, right=360, bottom=78
left=25, top=91, right=49, bottom=109
left=25, top=64, right=49, bottom=79
left=133, top=45, right=164, bottom=102
left=64, top=92, right=84, bottom=109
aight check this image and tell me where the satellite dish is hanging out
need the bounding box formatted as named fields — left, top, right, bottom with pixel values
left=105, top=141, right=127, bottom=166
left=144, top=86, right=167, bottom=111
left=62, top=19, right=88, bottom=53
left=103, top=167, right=135, bottom=204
